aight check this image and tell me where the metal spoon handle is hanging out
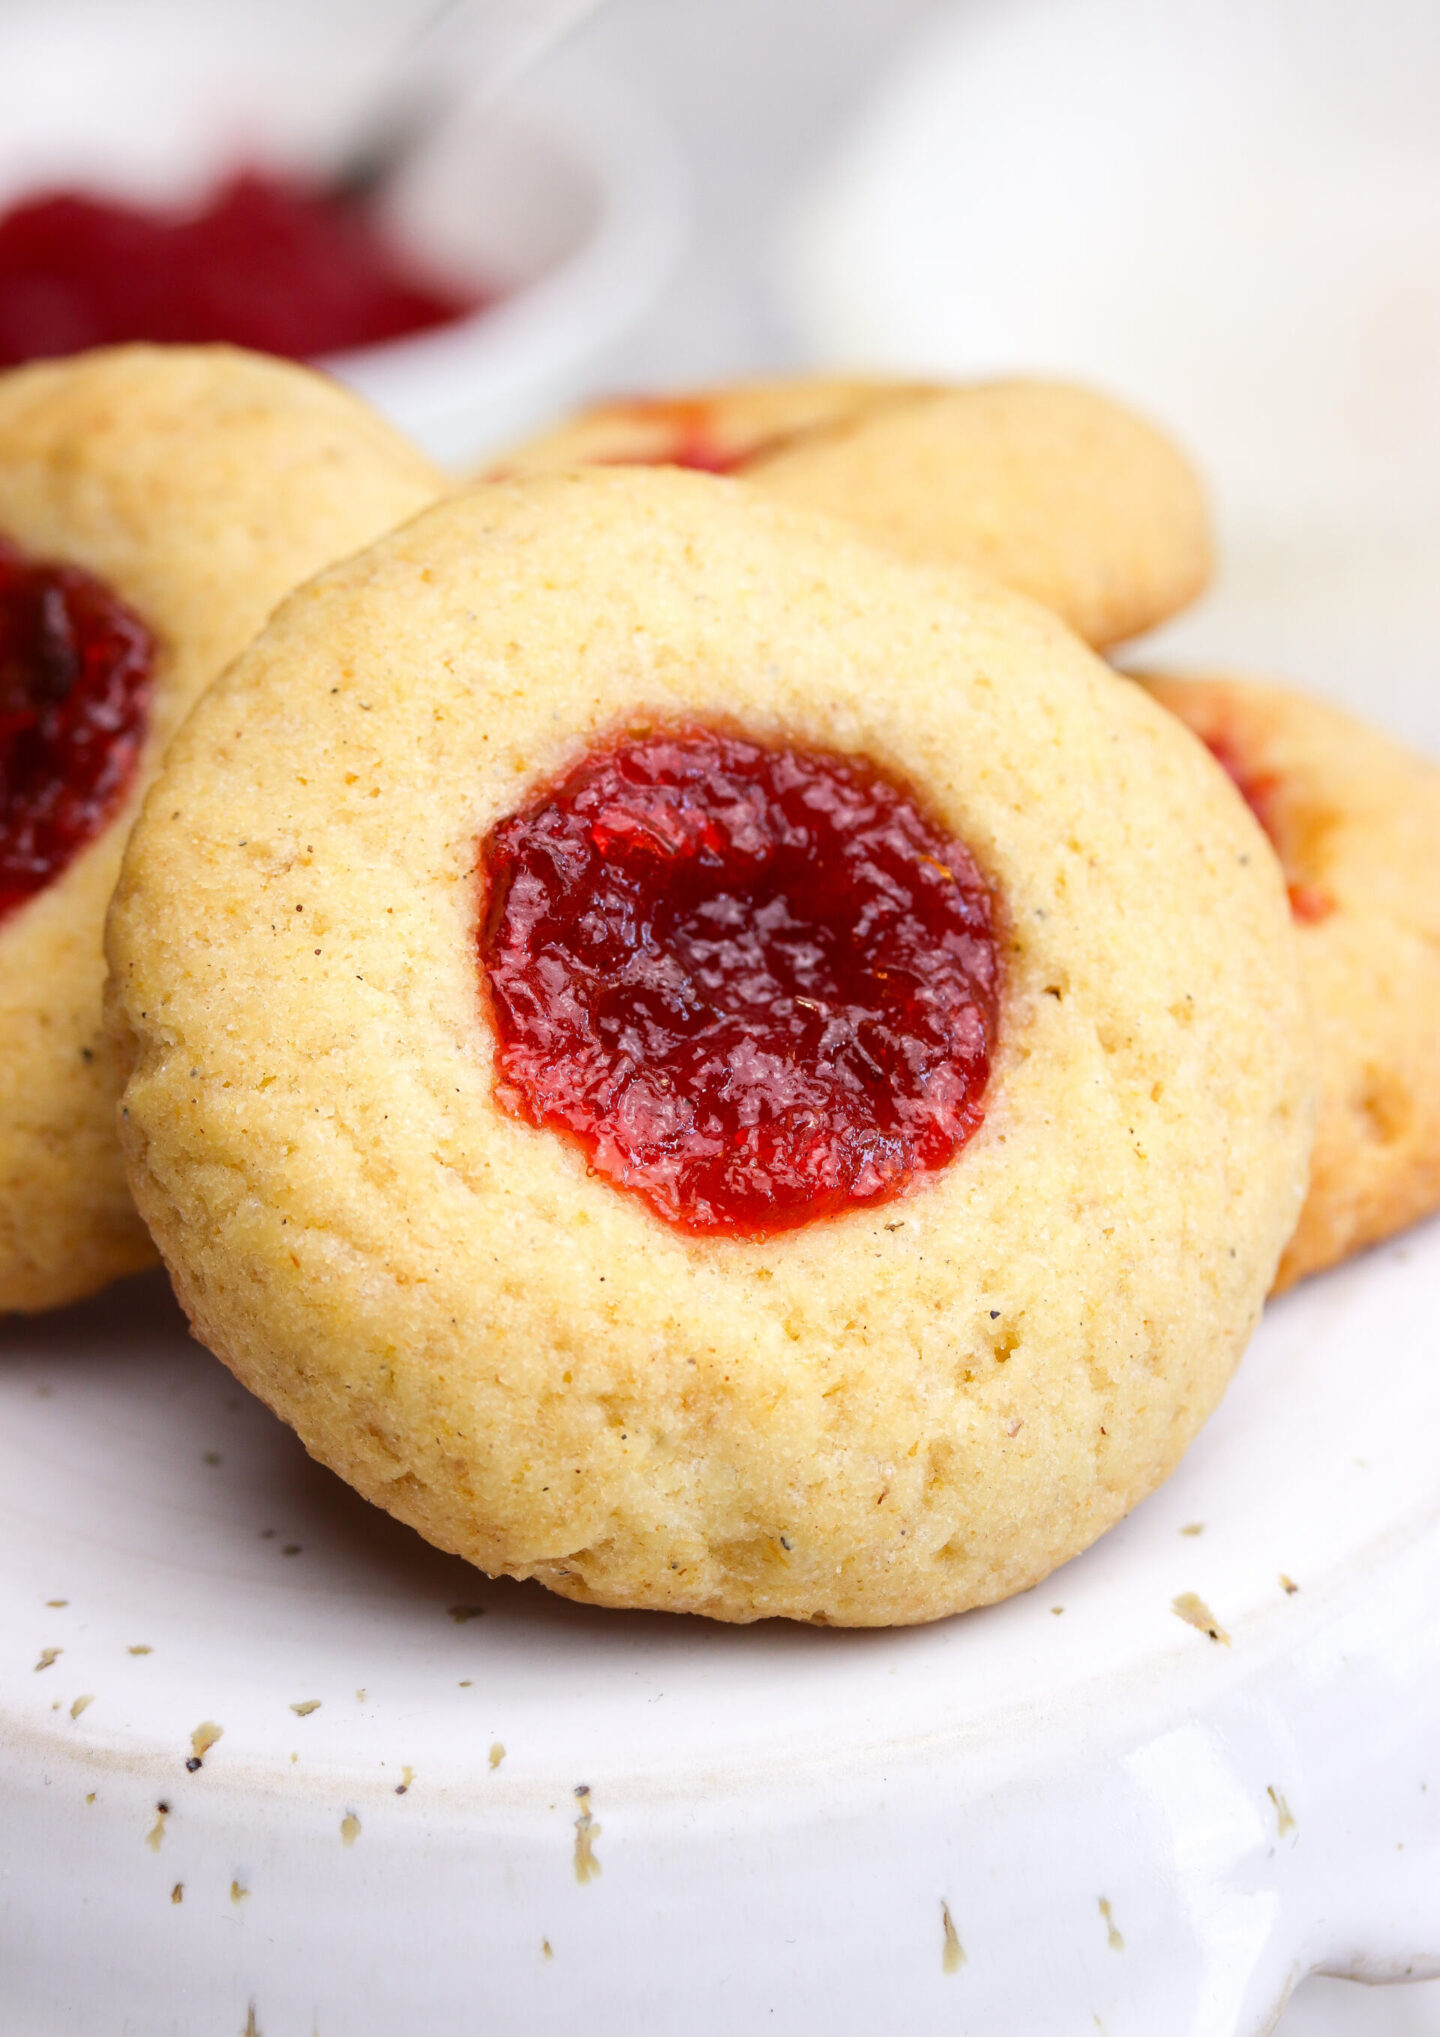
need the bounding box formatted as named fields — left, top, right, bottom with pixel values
left=333, top=0, right=609, bottom=203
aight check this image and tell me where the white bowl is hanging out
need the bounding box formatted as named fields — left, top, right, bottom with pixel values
left=0, top=0, right=687, bottom=465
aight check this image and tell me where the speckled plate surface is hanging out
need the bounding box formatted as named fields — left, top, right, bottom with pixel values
left=2, top=1214, right=1437, bottom=2035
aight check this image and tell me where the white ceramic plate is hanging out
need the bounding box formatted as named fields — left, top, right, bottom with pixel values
left=3, top=1212, right=1436, bottom=2034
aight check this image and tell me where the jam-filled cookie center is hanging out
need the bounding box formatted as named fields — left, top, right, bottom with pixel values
left=605, top=398, right=750, bottom=474
left=1202, top=730, right=1336, bottom=925
left=480, top=725, right=999, bottom=1236
left=0, top=540, right=155, bottom=923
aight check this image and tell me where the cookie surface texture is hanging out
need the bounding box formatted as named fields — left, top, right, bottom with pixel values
left=493, top=379, right=1212, bottom=651
left=109, top=469, right=1313, bottom=1626
left=0, top=344, right=443, bottom=1312
left=746, top=380, right=1210, bottom=649
left=1137, top=670, right=1440, bottom=1290
left=486, top=377, right=934, bottom=476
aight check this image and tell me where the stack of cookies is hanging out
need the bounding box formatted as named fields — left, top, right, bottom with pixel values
left=5, top=347, right=1436, bottom=1626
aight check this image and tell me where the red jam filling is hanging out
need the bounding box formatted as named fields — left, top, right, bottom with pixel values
left=0, top=539, right=155, bottom=922
left=0, top=170, right=480, bottom=367
left=1284, top=881, right=1336, bottom=926
left=603, top=399, right=751, bottom=475
left=480, top=725, right=999, bottom=1236
left=1204, top=733, right=1335, bottom=925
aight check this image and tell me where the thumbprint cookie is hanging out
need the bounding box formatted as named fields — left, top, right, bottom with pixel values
left=0, top=344, right=442, bottom=1311
left=1135, top=669, right=1440, bottom=1291
left=491, top=377, right=1211, bottom=650
left=108, top=470, right=1311, bottom=1625
left=488, top=378, right=933, bottom=478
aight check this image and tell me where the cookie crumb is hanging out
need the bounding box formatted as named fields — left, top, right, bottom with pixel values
left=941, top=1901, right=965, bottom=1973
left=1172, top=1592, right=1230, bottom=1645
left=573, top=1792, right=601, bottom=1884
left=1267, top=1784, right=1296, bottom=1835
left=189, top=1720, right=223, bottom=1768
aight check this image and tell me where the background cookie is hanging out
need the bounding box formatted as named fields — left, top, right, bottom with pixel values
left=746, top=380, right=1210, bottom=649
left=487, top=376, right=935, bottom=476
left=1135, top=669, right=1440, bottom=1290
left=490, top=377, right=1211, bottom=649
left=0, top=344, right=443, bottom=1313
left=108, top=469, right=1311, bottom=1627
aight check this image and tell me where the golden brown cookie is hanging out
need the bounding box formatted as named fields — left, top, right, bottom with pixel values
left=1134, top=669, right=1440, bottom=1291
left=0, top=344, right=443, bottom=1313
left=487, top=377, right=934, bottom=477
left=489, top=377, right=1211, bottom=649
left=108, top=469, right=1311, bottom=1627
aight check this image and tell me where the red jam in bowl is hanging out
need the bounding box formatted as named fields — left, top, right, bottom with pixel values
left=0, top=170, right=480, bottom=366
left=480, top=725, right=1000, bottom=1237
left=0, top=540, right=155, bottom=923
